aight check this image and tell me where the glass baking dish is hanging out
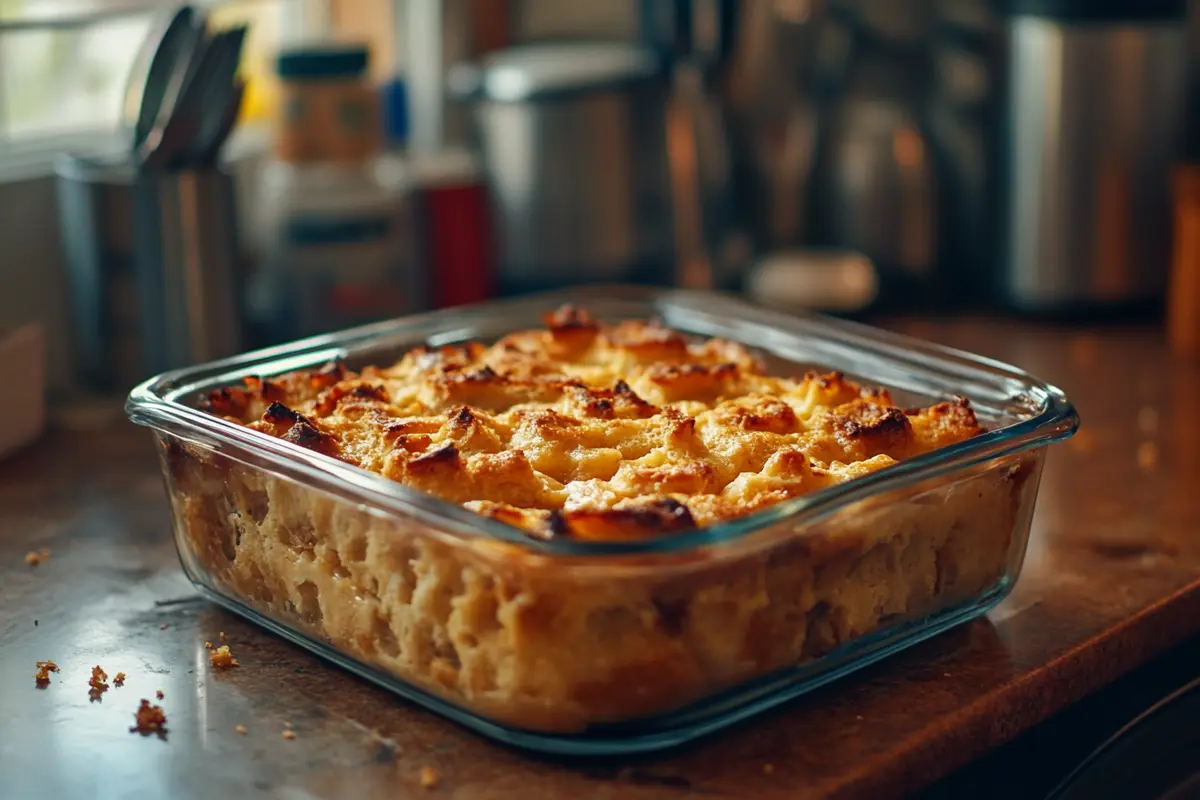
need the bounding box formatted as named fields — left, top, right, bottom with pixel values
left=127, top=287, right=1078, bottom=755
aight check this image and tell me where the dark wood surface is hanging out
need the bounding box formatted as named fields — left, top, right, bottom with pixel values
left=2, top=319, right=1199, bottom=799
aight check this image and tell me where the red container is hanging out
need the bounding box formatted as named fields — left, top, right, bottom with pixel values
left=412, top=150, right=494, bottom=308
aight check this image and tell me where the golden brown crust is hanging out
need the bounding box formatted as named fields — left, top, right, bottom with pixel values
left=201, top=307, right=984, bottom=541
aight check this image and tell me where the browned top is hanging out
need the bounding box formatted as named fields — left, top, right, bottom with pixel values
left=199, top=306, right=982, bottom=540
left=2, top=317, right=1199, bottom=799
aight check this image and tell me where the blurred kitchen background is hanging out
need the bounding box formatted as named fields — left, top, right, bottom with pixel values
left=0, top=0, right=1198, bottom=439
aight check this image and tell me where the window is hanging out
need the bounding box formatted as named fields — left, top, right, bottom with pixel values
left=0, top=9, right=155, bottom=139
left=0, top=0, right=419, bottom=167
left=0, top=0, right=295, bottom=157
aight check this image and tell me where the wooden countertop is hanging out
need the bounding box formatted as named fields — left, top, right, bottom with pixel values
left=1, top=319, right=1198, bottom=799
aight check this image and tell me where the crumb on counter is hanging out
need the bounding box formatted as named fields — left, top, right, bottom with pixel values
left=25, top=551, right=41, bottom=567
left=235, top=724, right=247, bottom=735
left=156, top=689, right=164, bottom=700
left=89, top=665, right=109, bottom=691
left=282, top=730, right=296, bottom=740
left=762, top=764, right=775, bottom=775
left=114, top=672, right=126, bottom=686
left=209, top=645, right=239, bottom=668
left=130, top=699, right=167, bottom=735
left=34, top=660, right=59, bottom=685
left=204, top=641, right=213, bottom=649
left=160, top=624, right=168, bottom=630
left=419, top=766, right=439, bottom=789
left=219, top=631, right=226, bottom=640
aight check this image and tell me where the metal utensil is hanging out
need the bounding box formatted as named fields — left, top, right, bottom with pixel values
left=193, top=80, right=245, bottom=168
left=180, top=27, right=248, bottom=167
left=122, top=9, right=180, bottom=138
left=140, top=27, right=244, bottom=169
left=130, top=5, right=198, bottom=155
left=137, top=14, right=210, bottom=167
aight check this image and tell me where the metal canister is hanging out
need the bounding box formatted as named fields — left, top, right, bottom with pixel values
left=56, top=153, right=245, bottom=386
left=997, top=0, right=1187, bottom=313
left=450, top=41, right=676, bottom=294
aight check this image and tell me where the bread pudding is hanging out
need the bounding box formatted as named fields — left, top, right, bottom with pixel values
left=160, top=305, right=1039, bottom=733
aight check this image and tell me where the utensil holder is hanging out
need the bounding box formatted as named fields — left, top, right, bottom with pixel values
left=133, top=167, right=244, bottom=375
left=56, top=154, right=245, bottom=389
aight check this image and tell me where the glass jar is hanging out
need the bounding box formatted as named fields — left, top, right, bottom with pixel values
left=275, top=45, right=381, bottom=165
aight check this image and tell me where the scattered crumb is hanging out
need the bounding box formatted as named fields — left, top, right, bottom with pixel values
left=419, top=766, right=439, bottom=789
left=219, top=631, right=226, bottom=640
left=204, top=641, right=213, bottom=649
left=1137, top=441, right=1159, bottom=471
left=34, top=660, right=59, bottom=685
left=943, top=672, right=952, bottom=678
left=156, top=689, right=164, bottom=700
left=26, top=547, right=51, bottom=566
left=130, top=699, right=167, bottom=735
left=89, top=665, right=109, bottom=691
left=235, top=724, right=247, bottom=735
left=88, top=666, right=110, bottom=702
left=283, top=720, right=293, bottom=729
left=282, top=730, right=296, bottom=740
left=762, top=764, right=775, bottom=775
left=209, top=645, right=239, bottom=668
left=856, top=715, right=864, bottom=721
left=114, top=672, right=126, bottom=686
left=160, top=624, right=168, bottom=631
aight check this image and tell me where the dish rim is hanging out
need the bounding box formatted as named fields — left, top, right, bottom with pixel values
left=126, top=285, right=1079, bottom=558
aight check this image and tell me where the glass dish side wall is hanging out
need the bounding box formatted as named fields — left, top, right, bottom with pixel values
left=156, top=424, right=1044, bottom=737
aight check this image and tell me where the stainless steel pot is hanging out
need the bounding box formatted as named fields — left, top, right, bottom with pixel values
left=450, top=42, right=676, bottom=294
left=998, top=0, right=1187, bottom=312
